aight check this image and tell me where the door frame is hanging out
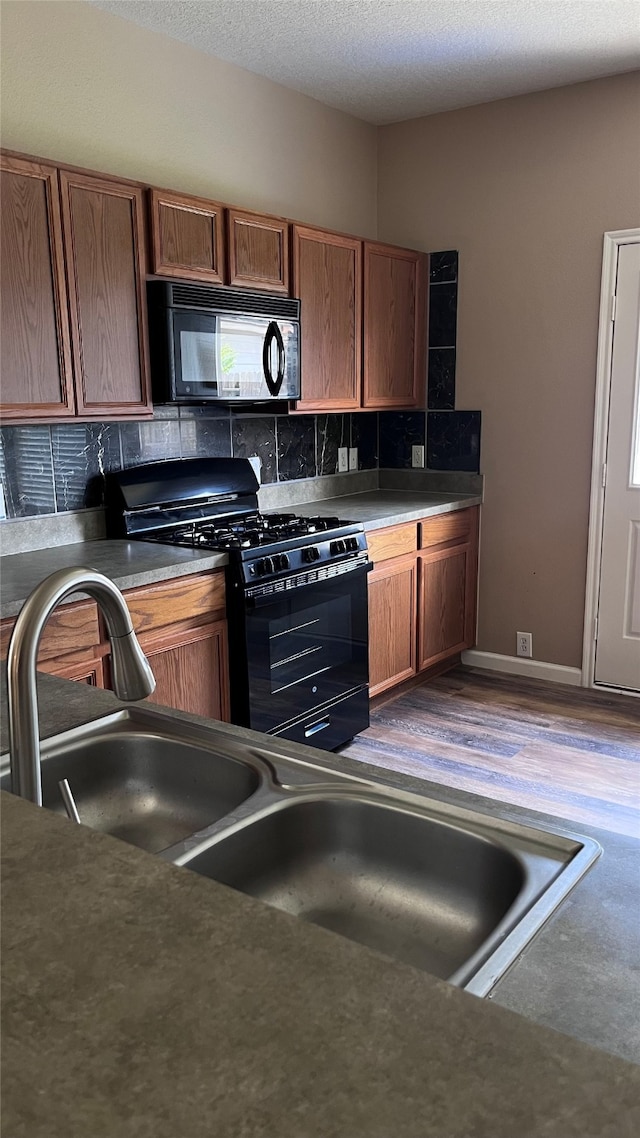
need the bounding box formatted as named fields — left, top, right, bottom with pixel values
left=582, top=228, right=640, bottom=691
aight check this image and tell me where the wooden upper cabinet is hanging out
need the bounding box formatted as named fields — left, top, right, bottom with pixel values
left=228, top=208, right=289, bottom=293
left=0, top=154, right=75, bottom=419
left=292, top=225, right=362, bottom=412
left=149, top=188, right=225, bottom=282
left=363, top=241, right=427, bottom=409
left=59, top=170, right=152, bottom=417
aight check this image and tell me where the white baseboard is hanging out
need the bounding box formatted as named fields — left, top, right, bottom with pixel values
left=461, top=650, right=583, bottom=687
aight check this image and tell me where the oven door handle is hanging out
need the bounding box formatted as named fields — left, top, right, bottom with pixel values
left=304, top=718, right=331, bottom=738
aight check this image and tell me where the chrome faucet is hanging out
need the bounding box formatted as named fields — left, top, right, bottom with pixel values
left=7, top=567, right=156, bottom=806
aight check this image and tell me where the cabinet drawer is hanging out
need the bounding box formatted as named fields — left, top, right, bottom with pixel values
left=367, top=523, right=417, bottom=563
left=419, top=508, right=476, bottom=550
left=124, top=571, right=226, bottom=637
left=0, top=599, right=101, bottom=663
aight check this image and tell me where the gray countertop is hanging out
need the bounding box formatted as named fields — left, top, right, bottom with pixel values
left=274, top=488, right=482, bottom=530
left=2, top=672, right=640, bottom=1137
left=0, top=540, right=228, bottom=619
left=0, top=491, right=480, bottom=618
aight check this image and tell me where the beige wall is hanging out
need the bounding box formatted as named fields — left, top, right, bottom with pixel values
left=0, top=1, right=377, bottom=235
left=378, top=73, right=640, bottom=667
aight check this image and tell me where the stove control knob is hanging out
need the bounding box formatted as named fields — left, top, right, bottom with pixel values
left=346, top=536, right=360, bottom=552
left=302, top=546, right=320, bottom=563
left=330, top=539, right=346, bottom=556
left=274, top=553, right=290, bottom=572
left=255, top=556, right=274, bottom=576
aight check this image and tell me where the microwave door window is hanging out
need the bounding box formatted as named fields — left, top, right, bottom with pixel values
left=218, top=316, right=270, bottom=399
left=180, top=329, right=218, bottom=388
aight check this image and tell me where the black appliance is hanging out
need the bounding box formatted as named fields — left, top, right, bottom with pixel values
left=106, top=458, right=370, bottom=750
left=147, top=281, right=300, bottom=403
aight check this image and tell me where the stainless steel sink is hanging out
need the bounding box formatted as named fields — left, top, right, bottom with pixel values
left=1, top=706, right=601, bottom=994
left=177, top=796, right=527, bottom=981
left=0, top=709, right=264, bottom=854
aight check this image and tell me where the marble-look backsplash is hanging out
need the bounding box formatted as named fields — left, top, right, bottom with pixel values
left=0, top=410, right=379, bottom=520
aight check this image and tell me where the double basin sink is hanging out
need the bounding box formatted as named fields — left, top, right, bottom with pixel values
left=0, top=707, right=600, bottom=996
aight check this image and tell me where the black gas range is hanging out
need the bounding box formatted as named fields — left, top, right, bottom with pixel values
left=106, top=458, right=370, bottom=749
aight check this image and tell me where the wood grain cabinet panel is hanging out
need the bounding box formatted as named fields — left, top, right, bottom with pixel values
left=117, top=570, right=230, bottom=722
left=420, top=509, right=474, bottom=550
left=417, top=509, right=479, bottom=671
left=0, top=599, right=101, bottom=664
left=141, top=620, right=230, bottom=722
left=59, top=170, right=152, bottom=417
left=418, top=546, right=469, bottom=669
left=43, top=655, right=106, bottom=687
left=368, top=555, right=417, bottom=696
left=292, top=225, right=362, bottom=411
left=0, top=154, right=75, bottom=419
left=123, top=572, right=226, bottom=638
left=0, top=599, right=104, bottom=689
left=363, top=242, right=427, bottom=409
left=228, top=208, right=289, bottom=292
left=149, top=188, right=225, bottom=282
left=367, top=522, right=417, bottom=563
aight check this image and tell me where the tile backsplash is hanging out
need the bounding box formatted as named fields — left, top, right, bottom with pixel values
left=0, top=410, right=378, bottom=520
left=0, top=250, right=482, bottom=523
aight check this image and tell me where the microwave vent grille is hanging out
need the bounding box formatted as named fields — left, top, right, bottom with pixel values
left=169, top=282, right=299, bottom=320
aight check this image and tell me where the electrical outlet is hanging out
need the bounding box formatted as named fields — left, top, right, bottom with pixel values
left=348, top=447, right=358, bottom=471
left=338, top=447, right=349, bottom=473
left=411, top=445, right=425, bottom=468
left=516, top=632, right=533, bottom=658
left=248, top=456, right=262, bottom=484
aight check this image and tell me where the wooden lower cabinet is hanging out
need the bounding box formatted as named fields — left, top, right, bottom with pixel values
left=121, top=570, right=231, bottom=722
left=417, top=507, right=479, bottom=672
left=140, top=619, right=230, bottom=721
left=0, top=570, right=231, bottom=722
left=45, top=655, right=106, bottom=687
left=367, top=507, right=479, bottom=697
left=0, top=598, right=105, bottom=684
left=368, top=555, right=417, bottom=697
left=417, top=543, right=476, bottom=670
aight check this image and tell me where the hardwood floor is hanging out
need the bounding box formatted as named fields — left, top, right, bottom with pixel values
left=342, top=667, right=640, bottom=838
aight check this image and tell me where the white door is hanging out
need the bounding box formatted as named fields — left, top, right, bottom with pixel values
left=595, top=240, right=640, bottom=692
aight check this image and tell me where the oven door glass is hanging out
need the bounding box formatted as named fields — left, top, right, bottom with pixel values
left=243, top=563, right=369, bottom=733
left=171, top=310, right=300, bottom=400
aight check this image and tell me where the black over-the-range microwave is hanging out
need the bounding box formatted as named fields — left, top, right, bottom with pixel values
left=147, top=281, right=301, bottom=403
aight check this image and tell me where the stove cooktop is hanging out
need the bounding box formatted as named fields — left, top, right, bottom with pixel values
left=148, top=512, right=349, bottom=552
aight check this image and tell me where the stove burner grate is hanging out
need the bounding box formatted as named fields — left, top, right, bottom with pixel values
left=161, top=512, right=349, bottom=551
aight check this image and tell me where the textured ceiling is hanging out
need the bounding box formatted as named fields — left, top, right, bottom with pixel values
left=92, top=1, right=640, bottom=123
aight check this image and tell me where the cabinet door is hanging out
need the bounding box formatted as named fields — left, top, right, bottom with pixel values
left=141, top=620, right=230, bottom=722
left=368, top=554, right=417, bottom=697
left=59, top=171, right=152, bottom=417
left=418, top=542, right=477, bottom=670
left=228, top=208, right=289, bottom=293
left=44, top=655, right=106, bottom=687
left=363, top=242, right=426, bottom=409
left=149, top=188, right=225, bottom=283
left=0, top=599, right=102, bottom=665
left=292, top=225, right=362, bottom=411
left=0, top=154, right=75, bottom=420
